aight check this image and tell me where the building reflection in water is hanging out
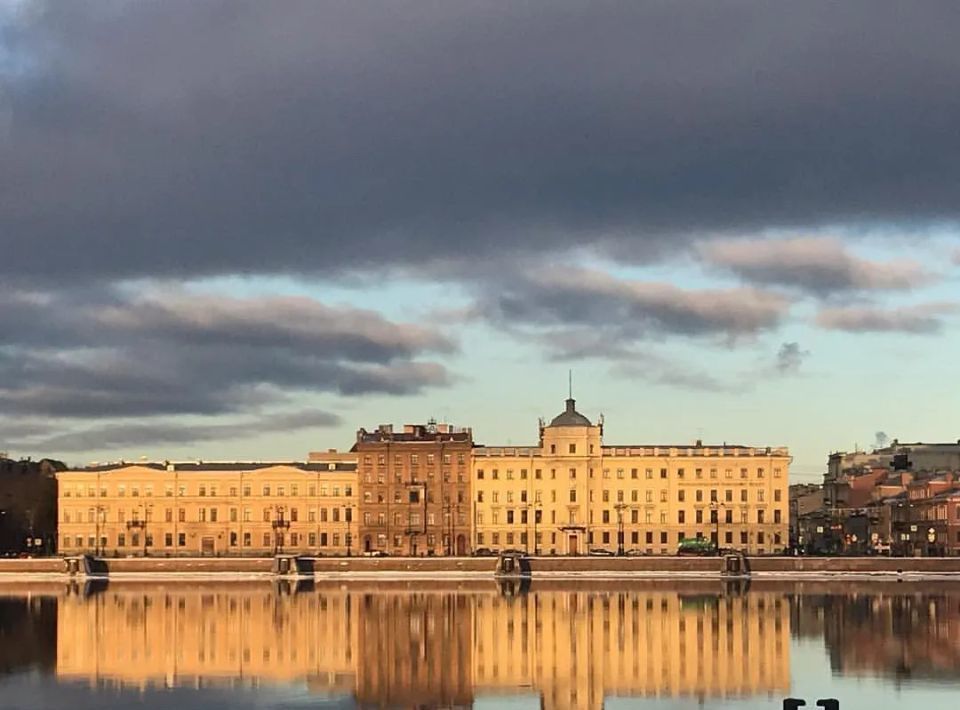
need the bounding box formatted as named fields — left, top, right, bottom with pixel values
left=50, top=582, right=791, bottom=708
left=792, top=591, right=960, bottom=682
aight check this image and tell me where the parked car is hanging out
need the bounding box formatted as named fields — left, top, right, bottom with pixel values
left=677, top=538, right=717, bottom=556
left=472, top=547, right=496, bottom=557
left=588, top=548, right=615, bottom=557
left=362, top=550, right=390, bottom=557
left=500, top=548, right=528, bottom=556
left=625, top=549, right=646, bottom=556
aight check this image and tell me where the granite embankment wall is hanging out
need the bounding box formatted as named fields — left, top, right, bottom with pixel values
left=4, top=555, right=960, bottom=577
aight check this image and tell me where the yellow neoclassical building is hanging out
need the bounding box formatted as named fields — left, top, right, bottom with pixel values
left=473, top=398, right=790, bottom=555
left=56, top=457, right=358, bottom=557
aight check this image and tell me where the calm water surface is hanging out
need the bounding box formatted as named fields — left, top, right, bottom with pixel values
left=1, top=579, right=959, bottom=709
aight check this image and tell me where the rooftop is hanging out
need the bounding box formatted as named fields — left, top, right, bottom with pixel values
left=66, top=461, right=357, bottom=473
left=547, top=398, right=592, bottom=428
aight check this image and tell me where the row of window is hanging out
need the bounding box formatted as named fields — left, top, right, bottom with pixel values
left=62, top=506, right=354, bottom=524
left=477, top=467, right=782, bottom=480
left=63, top=531, right=352, bottom=549
left=477, top=487, right=782, bottom=504
left=361, top=511, right=469, bottom=527
left=474, top=530, right=784, bottom=547
left=363, top=471, right=467, bottom=484
left=476, top=508, right=783, bottom=526
left=362, top=453, right=467, bottom=466
left=363, top=489, right=467, bottom=504
left=62, top=483, right=353, bottom=498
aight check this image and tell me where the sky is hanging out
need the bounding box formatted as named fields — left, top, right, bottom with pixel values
left=1, top=1, right=959, bottom=480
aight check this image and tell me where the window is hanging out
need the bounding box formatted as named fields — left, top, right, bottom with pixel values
left=506, top=469, right=514, bottom=480
left=740, top=468, right=748, bottom=478
left=178, top=508, right=186, bottom=523
left=569, top=489, right=577, bottom=503
left=774, top=467, right=782, bottom=478
left=178, top=533, right=186, bottom=547
left=602, top=490, right=610, bottom=503
left=774, top=509, right=782, bottom=524
left=758, top=490, right=765, bottom=502
left=741, top=489, right=748, bottom=502
left=774, top=489, right=782, bottom=502
left=677, top=468, right=684, bottom=479
left=695, top=510, right=703, bottom=523
left=757, top=468, right=765, bottom=478
left=507, top=510, right=514, bottom=524
left=758, top=509, right=765, bottom=524
left=602, top=510, right=610, bottom=524
left=569, top=468, right=576, bottom=479
left=492, top=491, right=499, bottom=503
left=569, top=444, right=576, bottom=454
left=695, top=468, right=703, bottom=479
left=678, top=490, right=685, bottom=502
left=695, top=490, right=703, bottom=502
left=506, top=491, right=514, bottom=503
left=725, top=489, right=733, bottom=502
left=210, top=508, right=218, bottom=522
left=117, top=533, right=126, bottom=547
left=660, top=468, right=667, bottom=479
left=263, top=486, right=271, bottom=496
left=678, top=510, right=685, bottom=524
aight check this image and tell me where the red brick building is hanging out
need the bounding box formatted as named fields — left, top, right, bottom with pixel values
left=352, top=422, right=473, bottom=556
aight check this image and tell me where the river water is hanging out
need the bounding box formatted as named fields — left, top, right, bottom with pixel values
left=1, top=579, right=959, bottom=709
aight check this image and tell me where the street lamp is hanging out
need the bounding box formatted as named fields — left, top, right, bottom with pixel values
left=614, top=503, right=628, bottom=556
left=533, top=503, right=542, bottom=556
left=125, top=503, right=152, bottom=557
left=710, top=501, right=725, bottom=555
left=271, top=505, right=290, bottom=555
left=346, top=503, right=355, bottom=557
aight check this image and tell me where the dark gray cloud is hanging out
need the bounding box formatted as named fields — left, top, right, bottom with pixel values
left=700, top=237, right=929, bottom=295
left=7, top=408, right=341, bottom=453
left=776, top=341, right=810, bottom=374
left=815, top=302, right=957, bottom=333
left=0, top=287, right=453, bottom=419
left=2, top=1, right=960, bottom=281
left=480, top=266, right=791, bottom=343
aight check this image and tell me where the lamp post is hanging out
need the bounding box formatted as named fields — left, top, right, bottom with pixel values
left=710, top=501, right=725, bottom=555
left=346, top=504, right=355, bottom=557
left=614, top=503, right=628, bottom=556
left=271, top=505, right=289, bottom=555
left=533, top=503, right=542, bottom=556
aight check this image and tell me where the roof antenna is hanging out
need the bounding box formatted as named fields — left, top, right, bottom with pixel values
left=568, top=369, right=573, bottom=399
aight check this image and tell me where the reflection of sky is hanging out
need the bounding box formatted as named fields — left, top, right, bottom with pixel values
left=0, top=674, right=356, bottom=710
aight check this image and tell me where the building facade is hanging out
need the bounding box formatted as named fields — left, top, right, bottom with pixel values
left=56, top=400, right=788, bottom=557
left=57, top=459, right=357, bottom=557
left=350, top=422, right=473, bottom=556
left=473, top=398, right=790, bottom=555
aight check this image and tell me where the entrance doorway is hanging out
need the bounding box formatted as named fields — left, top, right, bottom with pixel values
left=569, top=535, right=579, bottom=555
left=201, top=537, right=215, bottom=556
left=456, top=534, right=467, bottom=556
left=364, top=536, right=372, bottom=553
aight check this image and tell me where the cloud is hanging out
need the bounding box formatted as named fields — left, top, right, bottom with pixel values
left=0, top=287, right=454, bottom=419
left=815, top=302, right=957, bottom=333
left=481, top=266, right=791, bottom=342
left=699, top=237, right=929, bottom=294
left=2, top=2, right=960, bottom=282
left=7, top=408, right=341, bottom=453
left=611, top=358, right=739, bottom=394
left=775, top=341, right=810, bottom=374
